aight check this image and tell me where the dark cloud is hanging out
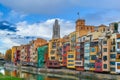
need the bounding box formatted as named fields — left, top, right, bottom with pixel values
left=0, top=21, right=17, bottom=32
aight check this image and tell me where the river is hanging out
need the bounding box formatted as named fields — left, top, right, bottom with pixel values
left=0, top=67, right=82, bottom=80
left=0, top=66, right=118, bottom=80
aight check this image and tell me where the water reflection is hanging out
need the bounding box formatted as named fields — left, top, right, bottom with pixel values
left=0, top=68, right=78, bottom=80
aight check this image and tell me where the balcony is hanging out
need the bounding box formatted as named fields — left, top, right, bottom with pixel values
left=111, top=42, right=116, bottom=45
left=116, top=59, right=120, bottom=62
left=105, top=32, right=111, bottom=37
left=75, top=60, right=83, bottom=66
left=90, top=42, right=98, bottom=47
left=110, top=50, right=116, bottom=52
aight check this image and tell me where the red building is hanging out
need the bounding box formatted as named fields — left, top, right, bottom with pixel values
left=95, top=58, right=102, bottom=72
left=14, top=50, right=20, bottom=65
left=46, top=60, right=60, bottom=68
left=75, top=42, right=84, bottom=71
left=26, top=45, right=30, bottom=65
left=62, top=42, right=70, bottom=67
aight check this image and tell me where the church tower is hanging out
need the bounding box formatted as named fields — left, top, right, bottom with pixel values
left=52, top=19, right=60, bottom=39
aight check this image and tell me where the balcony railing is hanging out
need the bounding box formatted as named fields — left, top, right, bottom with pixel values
left=90, top=42, right=98, bottom=47
left=111, top=42, right=116, bottom=45
left=110, top=50, right=116, bottom=52
left=116, top=59, right=120, bottom=62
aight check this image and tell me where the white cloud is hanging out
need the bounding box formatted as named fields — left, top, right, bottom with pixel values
left=0, top=18, right=75, bottom=53
left=6, top=10, right=26, bottom=22
left=16, top=18, right=75, bottom=39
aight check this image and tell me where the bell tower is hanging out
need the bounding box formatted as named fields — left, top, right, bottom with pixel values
left=52, top=19, right=60, bottom=39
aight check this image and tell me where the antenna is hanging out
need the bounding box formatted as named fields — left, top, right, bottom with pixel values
left=77, top=12, right=80, bottom=19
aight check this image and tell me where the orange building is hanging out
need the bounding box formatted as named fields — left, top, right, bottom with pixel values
left=29, top=38, right=47, bottom=66
left=75, top=19, right=94, bottom=42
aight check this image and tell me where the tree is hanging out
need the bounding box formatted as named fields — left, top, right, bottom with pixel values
left=5, top=49, right=12, bottom=62
left=0, top=52, right=4, bottom=58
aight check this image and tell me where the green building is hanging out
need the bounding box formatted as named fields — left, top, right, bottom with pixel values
left=37, top=45, right=48, bottom=68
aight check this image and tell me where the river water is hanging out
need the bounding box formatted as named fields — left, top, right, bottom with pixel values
left=0, top=67, right=81, bottom=80
left=0, top=66, right=117, bottom=80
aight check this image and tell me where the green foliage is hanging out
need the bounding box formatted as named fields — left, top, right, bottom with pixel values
left=0, top=75, right=23, bottom=80
left=5, top=49, right=12, bottom=61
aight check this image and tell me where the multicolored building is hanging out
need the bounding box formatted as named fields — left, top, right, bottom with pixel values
left=9, top=19, right=120, bottom=74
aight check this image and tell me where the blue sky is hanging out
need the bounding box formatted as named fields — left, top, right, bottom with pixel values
left=0, top=0, right=120, bottom=53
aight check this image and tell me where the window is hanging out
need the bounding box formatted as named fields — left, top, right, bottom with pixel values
left=76, top=55, right=80, bottom=59
left=103, top=48, right=107, bottom=52
left=54, top=63, right=58, bottom=65
left=89, top=63, right=95, bottom=68
left=110, top=54, right=116, bottom=59
left=76, top=43, right=80, bottom=46
left=85, top=49, right=89, bottom=53
left=83, top=37, right=85, bottom=41
left=51, top=57, right=55, bottom=60
left=63, top=51, right=66, bottom=54
left=113, top=46, right=116, bottom=52
left=91, top=55, right=96, bottom=60
left=103, top=41, right=107, bottom=45
left=118, top=55, right=120, bottom=59
left=91, top=48, right=95, bottom=52
left=68, top=60, right=74, bottom=62
left=97, top=59, right=101, bottom=63
left=50, top=50, right=55, bottom=54
left=110, top=62, right=115, bottom=65
left=117, top=42, right=120, bottom=49
left=49, top=63, right=52, bottom=65
left=60, top=57, right=62, bottom=60
left=113, top=39, right=115, bottom=44
left=68, top=64, right=74, bottom=66
left=104, top=64, right=107, bottom=69
left=68, top=55, right=74, bottom=58
left=117, top=63, right=120, bottom=66
left=97, top=66, right=101, bottom=69
left=84, top=63, right=89, bottom=67
left=77, top=49, right=80, bottom=52
left=85, top=56, right=89, bottom=60
left=103, top=56, right=107, bottom=61
left=75, top=62, right=81, bottom=65
left=110, top=68, right=115, bottom=71
left=52, top=42, right=56, bottom=48
left=103, top=28, right=105, bottom=32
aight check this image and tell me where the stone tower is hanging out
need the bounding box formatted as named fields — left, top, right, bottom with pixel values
left=52, top=19, right=60, bottom=39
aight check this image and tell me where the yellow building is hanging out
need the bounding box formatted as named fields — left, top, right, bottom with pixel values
left=67, top=50, right=76, bottom=68
left=89, top=28, right=105, bottom=71
left=11, top=46, right=18, bottom=62
left=67, top=31, right=76, bottom=68
left=48, top=38, right=63, bottom=67
left=89, top=40, right=99, bottom=71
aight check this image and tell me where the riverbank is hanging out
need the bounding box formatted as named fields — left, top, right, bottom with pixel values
left=20, top=66, right=119, bottom=80
left=4, top=64, right=118, bottom=80
left=0, top=73, right=23, bottom=80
